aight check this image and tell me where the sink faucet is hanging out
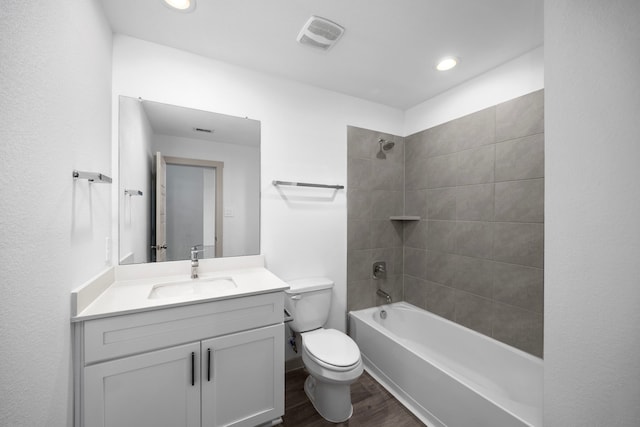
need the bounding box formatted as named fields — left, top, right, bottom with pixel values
left=190, top=246, right=204, bottom=279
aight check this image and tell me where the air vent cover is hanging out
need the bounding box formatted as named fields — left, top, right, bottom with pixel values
left=297, top=16, right=345, bottom=51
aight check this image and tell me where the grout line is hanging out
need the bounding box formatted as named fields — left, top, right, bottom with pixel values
left=493, top=177, right=545, bottom=184
left=410, top=175, right=545, bottom=191
left=495, top=131, right=545, bottom=145
left=402, top=272, right=543, bottom=316
left=402, top=246, right=544, bottom=270
left=493, top=109, right=497, bottom=224
left=420, top=218, right=544, bottom=225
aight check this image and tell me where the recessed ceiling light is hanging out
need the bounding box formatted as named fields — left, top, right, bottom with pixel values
left=436, top=56, right=458, bottom=71
left=163, top=0, right=196, bottom=12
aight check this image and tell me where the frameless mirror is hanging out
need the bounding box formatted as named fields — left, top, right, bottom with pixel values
left=118, top=96, right=260, bottom=264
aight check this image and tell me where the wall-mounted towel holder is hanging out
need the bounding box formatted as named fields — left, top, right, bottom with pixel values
left=73, top=170, right=112, bottom=183
left=272, top=180, right=344, bottom=190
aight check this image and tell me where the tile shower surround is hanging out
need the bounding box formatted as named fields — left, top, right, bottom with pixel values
left=347, top=126, right=406, bottom=310
left=347, top=90, right=544, bottom=357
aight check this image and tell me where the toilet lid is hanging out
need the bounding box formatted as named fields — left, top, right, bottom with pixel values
left=303, top=329, right=360, bottom=368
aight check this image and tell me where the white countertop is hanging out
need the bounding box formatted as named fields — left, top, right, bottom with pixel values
left=72, top=256, right=289, bottom=322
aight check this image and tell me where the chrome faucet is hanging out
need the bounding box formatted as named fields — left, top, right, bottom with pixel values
left=373, top=261, right=387, bottom=279
left=190, top=246, right=204, bottom=279
left=376, top=289, right=392, bottom=304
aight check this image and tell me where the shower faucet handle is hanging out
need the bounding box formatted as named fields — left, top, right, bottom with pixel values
left=373, top=261, right=387, bottom=279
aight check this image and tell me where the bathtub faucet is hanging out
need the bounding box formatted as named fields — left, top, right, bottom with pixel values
left=376, top=289, right=392, bottom=304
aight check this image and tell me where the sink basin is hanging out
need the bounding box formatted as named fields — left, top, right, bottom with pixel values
left=148, top=277, right=237, bottom=299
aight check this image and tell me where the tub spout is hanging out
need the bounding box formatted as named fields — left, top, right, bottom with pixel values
left=376, top=289, right=392, bottom=304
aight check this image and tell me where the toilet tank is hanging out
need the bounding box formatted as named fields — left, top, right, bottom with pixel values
left=285, top=277, right=334, bottom=333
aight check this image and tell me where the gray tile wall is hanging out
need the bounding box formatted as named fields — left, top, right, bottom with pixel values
left=347, top=126, right=405, bottom=311
left=403, top=90, right=544, bottom=357
left=346, top=90, right=544, bottom=357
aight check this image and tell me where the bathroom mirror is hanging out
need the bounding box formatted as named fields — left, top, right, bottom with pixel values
left=118, top=96, right=260, bottom=264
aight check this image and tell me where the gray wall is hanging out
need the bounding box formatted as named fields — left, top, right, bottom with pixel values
left=403, top=90, right=544, bottom=357
left=347, top=90, right=544, bottom=357
left=347, top=127, right=405, bottom=311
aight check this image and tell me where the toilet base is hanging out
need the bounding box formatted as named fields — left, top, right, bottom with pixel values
left=304, top=375, right=354, bottom=423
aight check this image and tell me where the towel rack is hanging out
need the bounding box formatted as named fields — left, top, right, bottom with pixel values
left=124, top=189, right=143, bottom=196
left=272, top=180, right=344, bottom=190
left=73, top=170, right=112, bottom=183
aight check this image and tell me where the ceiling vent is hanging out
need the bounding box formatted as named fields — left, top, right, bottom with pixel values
left=297, top=16, right=345, bottom=52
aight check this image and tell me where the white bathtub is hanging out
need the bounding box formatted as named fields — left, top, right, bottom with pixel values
left=349, top=302, right=542, bottom=427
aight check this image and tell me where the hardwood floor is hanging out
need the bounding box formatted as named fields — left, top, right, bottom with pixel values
left=281, top=369, right=424, bottom=426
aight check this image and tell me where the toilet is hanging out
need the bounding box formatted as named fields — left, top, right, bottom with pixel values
left=285, top=277, right=363, bottom=423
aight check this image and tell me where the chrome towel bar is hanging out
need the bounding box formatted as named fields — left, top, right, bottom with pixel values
left=284, top=308, right=294, bottom=323
left=73, top=170, right=112, bottom=183
left=272, top=180, right=344, bottom=190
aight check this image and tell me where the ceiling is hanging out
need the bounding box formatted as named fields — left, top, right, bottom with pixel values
left=141, top=98, right=260, bottom=147
left=100, top=0, right=543, bottom=110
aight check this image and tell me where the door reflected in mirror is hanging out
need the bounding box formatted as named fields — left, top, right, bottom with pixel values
left=119, top=96, right=260, bottom=265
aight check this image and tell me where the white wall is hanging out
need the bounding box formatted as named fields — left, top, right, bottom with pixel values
left=153, top=134, right=260, bottom=257
left=544, top=1, right=640, bottom=425
left=404, top=46, right=544, bottom=135
left=0, top=0, right=112, bottom=426
left=119, top=96, right=153, bottom=263
left=112, top=35, right=405, bottom=333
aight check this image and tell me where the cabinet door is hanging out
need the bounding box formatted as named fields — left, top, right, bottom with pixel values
left=84, top=342, right=201, bottom=427
left=201, top=324, right=284, bottom=427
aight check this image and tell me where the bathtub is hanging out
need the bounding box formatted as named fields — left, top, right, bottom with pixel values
left=349, top=302, right=542, bottom=427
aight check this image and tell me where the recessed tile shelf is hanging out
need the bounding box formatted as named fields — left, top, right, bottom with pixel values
left=389, top=216, right=421, bottom=221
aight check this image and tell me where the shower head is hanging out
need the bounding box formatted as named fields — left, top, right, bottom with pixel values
left=376, top=138, right=395, bottom=159
left=379, top=138, right=395, bottom=150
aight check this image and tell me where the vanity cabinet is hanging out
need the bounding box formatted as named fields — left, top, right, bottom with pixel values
left=84, top=342, right=201, bottom=427
left=74, top=292, right=284, bottom=427
left=201, top=325, right=282, bottom=427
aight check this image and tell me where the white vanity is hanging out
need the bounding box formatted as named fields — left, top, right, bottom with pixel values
left=71, top=255, right=288, bottom=427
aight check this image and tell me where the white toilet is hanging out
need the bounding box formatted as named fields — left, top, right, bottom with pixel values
left=285, top=277, right=363, bottom=423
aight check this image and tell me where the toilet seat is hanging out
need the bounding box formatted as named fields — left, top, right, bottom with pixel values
left=302, top=329, right=361, bottom=371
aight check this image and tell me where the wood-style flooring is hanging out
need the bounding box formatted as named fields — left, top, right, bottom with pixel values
left=281, top=368, right=425, bottom=427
